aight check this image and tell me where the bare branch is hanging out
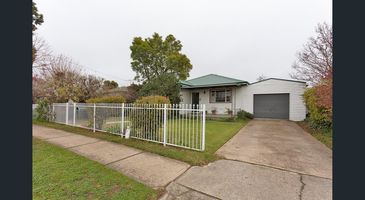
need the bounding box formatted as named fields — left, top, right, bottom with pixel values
left=32, top=34, right=53, bottom=68
left=290, top=22, right=332, bottom=86
left=33, top=54, right=103, bottom=103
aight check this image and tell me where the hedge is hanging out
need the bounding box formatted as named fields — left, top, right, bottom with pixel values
left=135, top=95, right=170, bottom=104
left=86, top=96, right=125, bottom=103
left=237, top=109, right=254, bottom=120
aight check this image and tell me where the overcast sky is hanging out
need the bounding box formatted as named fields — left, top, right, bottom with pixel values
left=35, top=0, right=332, bottom=86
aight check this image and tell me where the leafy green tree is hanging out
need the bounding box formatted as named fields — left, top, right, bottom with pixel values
left=130, top=33, right=192, bottom=82
left=32, top=2, right=44, bottom=32
left=32, top=2, right=45, bottom=65
left=138, top=73, right=181, bottom=103
left=103, top=80, right=119, bottom=90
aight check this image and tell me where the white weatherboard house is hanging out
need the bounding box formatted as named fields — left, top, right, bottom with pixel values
left=179, top=74, right=307, bottom=121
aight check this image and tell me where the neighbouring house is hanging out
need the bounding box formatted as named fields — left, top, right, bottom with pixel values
left=179, top=74, right=307, bottom=121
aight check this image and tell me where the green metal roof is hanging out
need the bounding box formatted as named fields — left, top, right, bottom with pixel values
left=180, top=74, right=248, bottom=89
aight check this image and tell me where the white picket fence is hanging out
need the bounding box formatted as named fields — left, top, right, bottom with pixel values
left=52, top=103, right=206, bottom=151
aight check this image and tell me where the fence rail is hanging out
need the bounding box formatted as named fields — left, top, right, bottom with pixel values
left=51, top=103, right=206, bottom=151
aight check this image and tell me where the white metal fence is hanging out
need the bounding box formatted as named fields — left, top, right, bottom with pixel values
left=52, top=103, right=206, bottom=151
left=32, top=104, right=38, bottom=119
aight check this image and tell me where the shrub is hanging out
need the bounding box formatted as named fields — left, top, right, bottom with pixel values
left=35, top=99, right=54, bottom=121
left=85, top=96, right=126, bottom=131
left=104, top=123, right=121, bottom=134
left=303, top=88, right=332, bottom=129
left=135, top=95, right=170, bottom=104
left=224, top=117, right=236, bottom=122
left=211, top=109, right=217, bottom=115
left=129, top=96, right=170, bottom=139
left=226, top=108, right=233, bottom=115
left=86, top=96, right=125, bottom=103
left=237, top=109, right=253, bottom=119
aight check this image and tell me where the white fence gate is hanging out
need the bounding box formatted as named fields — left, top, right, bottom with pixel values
left=52, top=103, right=206, bottom=151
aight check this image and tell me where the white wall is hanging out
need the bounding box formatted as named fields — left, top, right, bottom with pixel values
left=180, top=88, right=234, bottom=114
left=235, top=79, right=306, bottom=121
left=180, top=79, right=306, bottom=121
left=180, top=89, right=191, bottom=104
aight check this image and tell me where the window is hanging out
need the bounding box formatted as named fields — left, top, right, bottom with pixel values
left=210, top=89, right=232, bottom=103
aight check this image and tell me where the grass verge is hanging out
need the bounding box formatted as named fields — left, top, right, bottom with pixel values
left=297, top=121, right=332, bottom=149
left=33, top=138, right=158, bottom=200
left=33, top=119, right=248, bottom=165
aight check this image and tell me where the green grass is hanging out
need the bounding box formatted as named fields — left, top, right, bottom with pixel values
left=33, top=138, right=158, bottom=200
left=297, top=121, right=332, bottom=149
left=33, top=118, right=248, bottom=165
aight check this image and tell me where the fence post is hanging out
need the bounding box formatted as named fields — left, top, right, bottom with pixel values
left=202, top=104, right=206, bottom=151
left=52, top=104, right=55, bottom=121
left=65, top=103, right=69, bottom=125
left=73, top=103, right=76, bottom=126
left=163, top=104, right=167, bottom=146
left=121, top=103, right=125, bottom=137
left=93, top=103, right=96, bottom=132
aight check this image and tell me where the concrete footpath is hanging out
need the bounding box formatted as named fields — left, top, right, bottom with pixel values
left=32, top=125, right=190, bottom=189
left=34, top=124, right=332, bottom=200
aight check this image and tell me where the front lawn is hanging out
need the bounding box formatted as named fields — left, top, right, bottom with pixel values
left=33, top=138, right=158, bottom=200
left=33, top=118, right=248, bottom=165
left=297, top=121, right=332, bottom=149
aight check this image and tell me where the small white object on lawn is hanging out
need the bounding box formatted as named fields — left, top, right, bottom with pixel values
left=125, top=126, right=131, bottom=139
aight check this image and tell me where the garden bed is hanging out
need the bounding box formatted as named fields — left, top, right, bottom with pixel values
left=297, top=121, right=332, bottom=149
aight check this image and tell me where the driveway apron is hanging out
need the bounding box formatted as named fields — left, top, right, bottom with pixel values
left=216, top=119, right=332, bottom=179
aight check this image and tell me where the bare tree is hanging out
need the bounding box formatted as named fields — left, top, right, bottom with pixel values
left=32, top=34, right=52, bottom=68
left=290, top=22, right=332, bottom=86
left=37, top=54, right=81, bottom=102
left=79, top=75, right=104, bottom=102
left=32, top=74, right=45, bottom=103
left=257, top=74, right=267, bottom=81
left=33, top=54, right=104, bottom=103
left=45, top=54, right=81, bottom=75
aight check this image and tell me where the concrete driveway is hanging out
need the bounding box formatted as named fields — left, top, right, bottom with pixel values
left=162, top=160, right=332, bottom=200
left=161, top=119, right=332, bottom=200
left=216, top=119, right=332, bottom=179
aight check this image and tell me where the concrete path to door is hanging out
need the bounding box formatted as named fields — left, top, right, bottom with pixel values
left=217, top=119, right=332, bottom=179
left=33, top=125, right=190, bottom=189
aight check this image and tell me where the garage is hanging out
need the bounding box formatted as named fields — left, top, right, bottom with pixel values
left=253, top=94, right=289, bottom=119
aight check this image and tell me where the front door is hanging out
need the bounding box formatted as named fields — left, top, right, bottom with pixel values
left=192, top=92, right=199, bottom=105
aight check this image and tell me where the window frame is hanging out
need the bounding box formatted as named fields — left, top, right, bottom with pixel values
left=209, top=88, right=232, bottom=103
